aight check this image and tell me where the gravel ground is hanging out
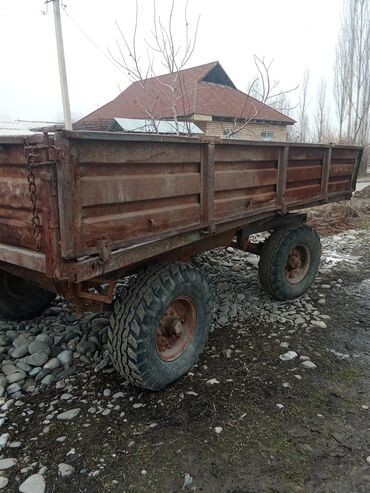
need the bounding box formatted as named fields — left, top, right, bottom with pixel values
left=0, top=212, right=369, bottom=492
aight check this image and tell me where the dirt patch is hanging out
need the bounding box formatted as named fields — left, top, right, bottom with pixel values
left=354, top=184, right=370, bottom=199
left=307, top=189, right=370, bottom=235
left=2, top=196, right=370, bottom=493
left=3, top=221, right=370, bottom=492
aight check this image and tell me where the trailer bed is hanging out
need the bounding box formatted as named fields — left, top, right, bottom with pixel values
left=0, top=130, right=362, bottom=289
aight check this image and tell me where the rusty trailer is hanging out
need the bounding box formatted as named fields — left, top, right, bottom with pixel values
left=0, top=130, right=363, bottom=389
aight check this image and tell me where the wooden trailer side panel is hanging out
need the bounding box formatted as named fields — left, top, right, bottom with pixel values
left=0, top=141, right=40, bottom=251
left=285, top=146, right=360, bottom=206
left=0, top=136, right=60, bottom=277
left=213, top=144, right=279, bottom=220
left=54, top=132, right=362, bottom=262
left=55, top=134, right=205, bottom=259
left=329, top=147, right=360, bottom=194
left=0, top=132, right=362, bottom=283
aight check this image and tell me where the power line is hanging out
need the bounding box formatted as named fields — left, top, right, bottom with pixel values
left=0, top=7, right=47, bottom=13
left=0, top=0, right=50, bottom=16
left=61, top=4, right=127, bottom=76
left=1, top=2, right=127, bottom=76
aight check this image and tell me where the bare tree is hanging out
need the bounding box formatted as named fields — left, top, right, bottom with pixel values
left=224, top=56, right=297, bottom=138
left=313, top=79, right=333, bottom=143
left=334, top=0, right=370, bottom=146
left=293, top=69, right=310, bottom=142
left=109, top=4, right=296, bottom=140
left=269, top=92, right=295, bottom=115
left=334, top=44, right=347, bottom=141
left=108, top=0, right=200, bottom=134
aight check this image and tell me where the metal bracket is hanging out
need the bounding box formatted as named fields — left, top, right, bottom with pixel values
left=47, top=145, right=64, bottom=162
left=24, top=144, right=60, bottom=167
left=201, top=221, right=216, bottom=235
left=235, top=212, right=308, bottom=251
left=74, top=279, right=115, bottom=303
left=97, top=239, right=112, bottom=265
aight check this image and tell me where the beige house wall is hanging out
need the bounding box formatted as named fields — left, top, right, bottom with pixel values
left=194, top=120, right=288, bottom=141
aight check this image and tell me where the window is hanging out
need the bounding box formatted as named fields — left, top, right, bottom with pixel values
left=261, top=131, right=274, bottom=141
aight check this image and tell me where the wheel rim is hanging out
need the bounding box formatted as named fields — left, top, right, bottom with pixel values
left=156, top=296, right=196, bottom=362
left=285, top=245, right=311, bottom=284
left=3, top=273, right=35, bottom=299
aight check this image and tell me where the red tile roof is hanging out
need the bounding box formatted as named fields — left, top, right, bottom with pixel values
left=78, top=61, right=295, bottom=126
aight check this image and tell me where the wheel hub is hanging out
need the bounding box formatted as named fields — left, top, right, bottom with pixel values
left=156, top=296, right=196, bottom=362
left=285, top=245, right=310, bottom=284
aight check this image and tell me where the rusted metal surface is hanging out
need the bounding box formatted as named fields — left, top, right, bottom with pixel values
left=320, top=147, right=332, bottom=198
left=200, top=142, right=215, bottom=233
left=277, top=145, right=289, bottom=211
left=284, top=145, right=360, bottom=205
left=0, top=141, right=39, bottom=251
left=213, top=144, right=278, bottom=221
left=55, top=133, right=204, bottom=259
left=0, top=130, right=363, bottom=310
left=74, top=278, right=115, bottom=304
left=285, top=246, right=310, bottom=284
left=156, top=296, right=196, bottom=361
left=0, top=244, right=46, bottom=273
left=62, top=212, right=309, bottom=284
left=234, top=212, right=308, bottom=251
left=0, top=136, right=59, bottom=261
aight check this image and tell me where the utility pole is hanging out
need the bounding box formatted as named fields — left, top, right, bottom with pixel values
left=52, top=0, right=72, bottom=130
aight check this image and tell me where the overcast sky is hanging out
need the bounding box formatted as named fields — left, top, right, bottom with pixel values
left=0, top=0, right=343, bottom=123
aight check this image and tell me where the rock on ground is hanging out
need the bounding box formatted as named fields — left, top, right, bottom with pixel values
left=57, top=408, right=81, bottom=420
left=58, top=463, right=75, bottom=477
left=0, top=457, right=17, bottom=470
left=19, top=474, right=46, bottom=493
left=0, top=477, right=8, bottom=490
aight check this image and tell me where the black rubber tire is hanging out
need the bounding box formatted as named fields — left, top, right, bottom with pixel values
left=0, top=270, right=56, bottom=321
left=108, top=262, right=213, bottom=391
left=258, top=225, right=321, bottom=300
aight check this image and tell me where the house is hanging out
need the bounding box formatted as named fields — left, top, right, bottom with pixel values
left=0, top=120, right=62, bottom=136
left=76, top=61, right=295, bottom=141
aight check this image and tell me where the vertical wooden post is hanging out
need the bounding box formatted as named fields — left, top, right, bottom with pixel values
left=54, top=131, right=81, bottom=258
left=40, top=165, right=62, bottom=279
left=276, top=145, right=289, bottom=212
left=321, top=146, right=332, bottom=200
left=200, top=143, right=215, bottom=233
left=350, top=148, right=363, bottom=192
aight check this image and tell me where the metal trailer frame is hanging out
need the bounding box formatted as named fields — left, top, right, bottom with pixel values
left=0, top=131, right=363, bottom=312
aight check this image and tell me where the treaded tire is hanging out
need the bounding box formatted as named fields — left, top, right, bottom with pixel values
left=0, top=271, right=56, bottom=321
left=108, top=262, right=213, bottom=391
left=258, top=225, right=321, bottom=300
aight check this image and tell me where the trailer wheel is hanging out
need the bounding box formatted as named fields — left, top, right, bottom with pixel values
left=0, top=270, right=56, bottom=321
left=258, top=225, right=321, bottom=300
left=108, top=262, right=213, bottom=391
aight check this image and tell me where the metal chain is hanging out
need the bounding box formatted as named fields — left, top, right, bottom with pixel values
left=26, top=151, right=42, bottom=250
